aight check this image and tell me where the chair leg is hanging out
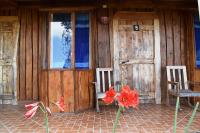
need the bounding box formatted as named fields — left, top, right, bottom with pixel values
left=96, top=98, right=100, bottom=112
left=167, top=90, right=170, bottom=106
left=187, top=97, right=193, bottom=108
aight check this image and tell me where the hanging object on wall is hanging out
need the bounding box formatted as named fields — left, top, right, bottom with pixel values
left=99, top=4, right=109, bottom=25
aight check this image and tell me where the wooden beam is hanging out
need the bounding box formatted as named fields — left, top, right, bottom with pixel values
left=16, top=0, right=197, bottom=10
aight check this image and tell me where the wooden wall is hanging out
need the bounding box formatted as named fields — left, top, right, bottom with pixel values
left=40, top=70, right=94, bottom=112
left=158, top=10, right=188, bottom=103
left=0, top=7, right=198, bottom=104
left=0, top=8, right=48, bottom=101
left=94, top=9, right=197, bottom=103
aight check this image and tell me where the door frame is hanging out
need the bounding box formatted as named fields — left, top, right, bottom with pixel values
left=112, top=12, right=161, bottom=104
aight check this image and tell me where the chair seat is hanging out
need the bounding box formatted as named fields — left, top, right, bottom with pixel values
left=169, top=89, right=200, bottom=97
left=97, top=92, right=106, bottom=99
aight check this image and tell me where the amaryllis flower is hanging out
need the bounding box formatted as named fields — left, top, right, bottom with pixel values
left=102, top=87, right=117, bottom=104
left=46, top=107, right=52, bottom=115
left=55, top=96, right=65, bottom=112
left=117, top=86, right=139, bottom=108
left=25, top=102, right=39, bottom=110
left=24, top=105, right=39, bottom=119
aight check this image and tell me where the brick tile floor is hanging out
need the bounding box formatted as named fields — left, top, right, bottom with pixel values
left=0, top=102, right=200, bottom=133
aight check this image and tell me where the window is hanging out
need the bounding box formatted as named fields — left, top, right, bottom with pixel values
left=50, top=12, right=90, bottom=69
left=194, top=15, right=200, bottom=68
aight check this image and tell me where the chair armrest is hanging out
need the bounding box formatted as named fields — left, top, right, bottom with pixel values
left=167, top=81, right=180, bottom=93
left=91, top=82, right=97, bottom=85
left=167, top=81, right=179, bottom=85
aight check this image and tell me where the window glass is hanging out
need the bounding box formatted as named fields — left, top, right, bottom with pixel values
left=194, top=15, right=200, bottom=68
left=50, top=13, right=72, bottom=68
left=75, top=13, right=90, bottom=69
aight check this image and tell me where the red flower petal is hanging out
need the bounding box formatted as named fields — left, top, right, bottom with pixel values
left=55, top=96, right=65, bottom=112
left=46, top=107, right=52, bottom=115
left=55, top=103, right=64, bottom=112
left=25, top=102, right=39, bottom=110
left=102, top=87, right=116, bottom=104
left=117, top=86, right=139, bottom=109
left=24, top=106, right=39, bottom=119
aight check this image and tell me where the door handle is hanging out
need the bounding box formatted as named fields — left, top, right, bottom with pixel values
left=120, top=60, right=129, bottom=64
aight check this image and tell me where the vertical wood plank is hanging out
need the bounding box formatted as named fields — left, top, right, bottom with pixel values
left=32, top=10, right=39, bottom=100
left=63, top=71, right=74, bottom=112
left=180, top=15, right=186, bottom=65
left=48, top=71, right=61, bottom=112
left=40, top=71, right=48, bottom=105
left=165, top=11, right=174, bottom=65
left=158, top=10, right=167, bottom=103
left=154, top=19, right=161, bottom=104
left=172, top=12, right=181, bottom=65
left=97, top=9, right=111, bottom=67
left=25, top=9, right=33, bottom=100
left=19, top=9, right=26, bottom=100
left=88, top=70, right=94, bottom=108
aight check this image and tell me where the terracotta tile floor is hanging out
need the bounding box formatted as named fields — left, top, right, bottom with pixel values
left=0, top=102, right=200, bottom=133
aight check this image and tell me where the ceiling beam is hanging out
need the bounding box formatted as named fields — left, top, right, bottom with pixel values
left=1, top=0, right=197, bottom=10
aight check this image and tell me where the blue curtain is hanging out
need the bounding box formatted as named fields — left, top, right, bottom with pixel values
left=75, top=13, right=89, bottom=69
left=194, top=15, right=200, bottom=68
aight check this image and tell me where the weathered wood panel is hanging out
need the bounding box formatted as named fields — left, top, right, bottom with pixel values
left=158, top=10, right=167, bottom=103
left=0, top=9, right=44, bottom=101
left=96, top=9, right=111, bottom=67
left=25, top=10, right=33, bottom=100
left=19, top=9, right=26, bottom=100
left=40, top=70, right=93, bottom=112
left=39, top=70, right=48, bottom=105
left=32, top=10, right=39, bottom=100
left=165, top=11, right=174, bottom=65
left=75, top=71, right=90, bottom=111
left=63, top=71, right=74, bottom=112
left=172, top=12, right=181, bottom=65
left=48, top=71, right=61, bottom=112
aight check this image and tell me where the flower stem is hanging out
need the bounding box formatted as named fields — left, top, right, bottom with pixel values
left=184, top=102, right=199, bottom=133
left=45, top=113, right=49, bottom=133
left=173, top=97, right=179, bottom=133
left=112, top=106, right=123, bottom=133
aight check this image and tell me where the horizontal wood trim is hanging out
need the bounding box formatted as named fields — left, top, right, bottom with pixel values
left=113, top=12, right=158, bottom=20
left=0, top=16, right=18, bottom=22
left=39, top=7, right=95, bottom=12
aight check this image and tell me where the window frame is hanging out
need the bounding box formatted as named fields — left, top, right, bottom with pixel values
left=194, top=15, right=200, bottom=69
left=48, top=11, right=92, bottom=70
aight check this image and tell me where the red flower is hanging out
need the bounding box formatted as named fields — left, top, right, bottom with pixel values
left=55, top=96, right=65, bottom=112
left=24, top=105, right=39, bottom=119
left=117, top=86, right=139, bottom=108
left=46, top=107, right=52, bottom=115
left=103, top=87, right=116, bottom=104
left=25, top=102, right=39, bottom=110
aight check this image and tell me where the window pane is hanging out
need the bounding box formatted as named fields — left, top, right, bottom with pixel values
left=194, top=16, right=200, bottom=68
left=50, top=13, right=72, bottom=68
left=75, top=13, right=90, bottom=69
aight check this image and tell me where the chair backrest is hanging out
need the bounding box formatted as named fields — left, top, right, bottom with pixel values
left=96, top=68, right=113, bottom=93
left=166, top=66, right=188, bottom=90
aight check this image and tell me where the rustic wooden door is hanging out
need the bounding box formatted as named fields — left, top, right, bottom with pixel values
left=113, top=12, right=161, bottom=104
left=0, top=17, right=20, bottom=104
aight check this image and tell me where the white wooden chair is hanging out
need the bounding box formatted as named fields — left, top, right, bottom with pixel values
left=166, top=66, right=200, bottom=106
left=94, top=68, right=113, bottom=112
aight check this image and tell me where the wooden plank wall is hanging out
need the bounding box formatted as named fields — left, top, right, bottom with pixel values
left=95, top=9, right=194, bottom=103
left=158, top=10, right=194, bottom=103
left=40, top=70, right=94, bottom=112
left=95, top=8, right=112, bottom=68
left=0, top=8, right=197, bottom=104
left=0, top=9, right=47, bottom=101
